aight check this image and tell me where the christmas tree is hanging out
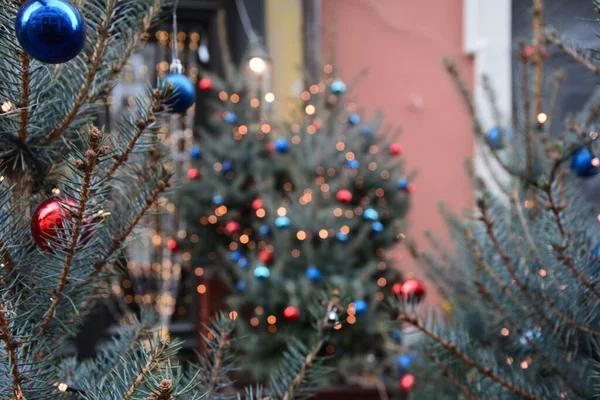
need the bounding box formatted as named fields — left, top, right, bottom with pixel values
left=182, top=29, right=416, bottom=392
left=0, top=1, right=333, bottom=398
left=392, top=1, right=600, bottom=398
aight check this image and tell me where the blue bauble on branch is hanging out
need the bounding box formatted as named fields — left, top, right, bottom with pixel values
left=223, top=112, right=238, bottom=123
left=396, top=178, right=409, bottom=190
left=486, top=127, right=505, bottom=150
left=16, top=0, right=86, bottom=64
left=254, top=265, right=271, bottom=279
left=571, top=148, right=599, bottom=178
left=336, top=231, right=348, bottom=241
left=229, top=250, right=241, bottom=262
left=346, top=159, right=359, bottom=169
left=275, top=138, right=289, bottom=153
left=222, top=161, right=234, bottom=173
left=212, top=194, right=224, bottom=205
left=354, top=300, right=368, bottom=315
left=363, top=208, right=379, bottom=221
left=259, top=224, right=271, bottom=236
left=330, top=79, right=346, bottom=94
left=371, top=221, right=384, bottom=233
left=238, top=257, right=249, bottom=268
left=235, top=281, right=246, bottom=293
left=190, top=145, right=201, bottom=159
left=162, top=74, right=195, bottom=113
left=275, top=216, right=291, bottom=229
left=305, top=266, right=322, bottom=282
left=348, top=113, right=361, bottom=126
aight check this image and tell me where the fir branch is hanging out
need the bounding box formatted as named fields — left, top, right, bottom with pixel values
left=42, top=0, right=118, bottom=144
left=40, top=126, right=102, bottom=333
left=546, top=30, right=600, bottom=77
left=585, top=98, right=600, bottom=127
left=0, top=239, right=14, bottom=275
left=397, top=312, right=540, bottom=400
left=281, top=337, right=325, bottom=400
left=0, top=297, right=25, bottom=400
left=426, top=352, right=476, bottom=400
left=545, top=70, right=566, bottom=135
left=204, top=326, right=231, bottom=400
left=18, top=53, right=31, bottom=142
left=121, top=340, right=166, bottom=400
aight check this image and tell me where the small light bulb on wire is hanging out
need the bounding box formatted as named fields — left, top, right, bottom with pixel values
left=249, top=56, right=267, bottom=74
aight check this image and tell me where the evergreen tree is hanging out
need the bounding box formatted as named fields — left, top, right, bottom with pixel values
left=394, top=1, right=600, bottom=398
left=0, top=1, right=329, bottom=398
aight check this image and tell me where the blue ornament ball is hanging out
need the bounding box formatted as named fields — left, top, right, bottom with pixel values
left=254, top=265, right=271, bottom=279
left=238, top=257, right=249, bottom=268
left=235, top=281, right=246, bottom=293
left=222, top=161, right=234, bottom=173
left=571, top=148, right=600, bottom=178
left=396, top=178, right=409, bottom=190
left=259, top=224, right=271, bottom=236
left=361, top=128, right=373, bottom=137
left=363, top=208, right=379, bottom=221
left=330, top=79, right=346, bottom=94
left=162, top=74, right=195, bottom=113
left=391, top=330, right=402, bottom=341
left=223, top=112, right=238, bottom=123
left=397, top=354, right=412, bottom=369
left=190, top=145, right=201, bottom=159
left=346, top=159, right=359, bottom=169
left=305, top=266, right=321, bottom=282
left=486, top=127, right=505, bottom=150
left=212, top=194, right=224, bottom=205
left=371, top=221, right=384, bottom=233
left=354, top=300, right=368, bottom=315
left=16, top=0, right=86, bottom=64
left=275, top=216, right=291, bottom=229
left=336, top=231, right=348, bottom=242
left=275, top=138, right=289, bottom=153
left=229, top=251, right=241, bottom=262
left=348, top=113, right=361, bottom=126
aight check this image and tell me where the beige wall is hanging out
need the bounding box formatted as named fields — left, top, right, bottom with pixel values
left=323, top=0, right=474, bottom=294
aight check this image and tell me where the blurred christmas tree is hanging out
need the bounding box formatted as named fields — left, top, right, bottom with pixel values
left=392, top=0, right=600, bottom=398
left=180, top=4, right=417, bottom=393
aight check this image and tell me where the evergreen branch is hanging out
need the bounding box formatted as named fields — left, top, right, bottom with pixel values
left=204, top=326, right=231, bottom=400
left=531, top=0, right=545, bottom=117
left=121, top=340, right=166, bottom=400
left=18, top=54, right=31, bottom=142
left=281, top=337, right=325, bottom=400
left=519, top=44, right=534, bottom=183
left=0, top=239, right=14, bottom=275
left=39, top=127, right=101, bottom=333
left=0, top=297, right=25, bottom=400
left=585, top=98, right=600, bottom=127
left=426, top=352, right=476, bottom=400
left=545, top=70, right=566, bottom=135
left=42, top=0, right=118, bottom=144
left=397, top=311, right=540, bottom=400
left=546, top=30, right=600, bottom=77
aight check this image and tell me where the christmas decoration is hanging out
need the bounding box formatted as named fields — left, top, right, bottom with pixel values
left=257, top=250, right=274, bottom=265
left=254, top=265, right=271, bottom=280
left=198, top=77, right=213, bottom=91
left=235, top=281, right=246, bottom=293
left=223, top=112, right=238, bottom=123
left=258, top=224, right=271, bottom=236
left=396, top=178, right=409, bottom=190
left=346, top=159, right=359, bottom=169
left=212, top=194, right=224, bottom=205
left=389, top=143, right=403, bottom=156
left=336, top=189, right=352, bottom=204
left=486, top=127, right=505, bottom=150
left=400, top=374, right=415, bottom=390
left=363, top=208, right=379, bottom=221
left=222, top=161, right=234, bottom=173
left=330, top=79, right=346, bottom=94
left=305, top=266, right=321, bottom=282
left=362, top=128, right=373, bottom=137
left=354, top=300, right=367, bottom=315
left=571, top=148, right=599, bottom=177
left=275, top=216, right=291, bottom=229
left=16, top=0, right=86, bottom=64
left=265, top=142, right=275, bottom=154
left=225, top=221, right=241, bottom=234
left=518, top=329, right=542, bottom=348
left=187, top=168, right=200, bottom=180
left=230, top=251, right=242, bottom=262
left=31, top=196, right=78, bottom=252
left=190, top=145, right=201, bottom=159
left=283, top=305, right=300, bottom=321
left=166, top=238, right=178, bottom=252
left=336, top=231, right=348, bottom=241
left=397, top=354, right=412, bottom=369
left=238, top=257, right=249, bottom=268
left=251, top=199, right=264, bottom=211
left=371, top=221, right=384, bottom=233
left=274, top=138, right=289, bottom=153
left=162, top=74, right=195, bottom=114
left=392, top=279, right=425, bottom=303
left=348, top=113, right=360, bottom=126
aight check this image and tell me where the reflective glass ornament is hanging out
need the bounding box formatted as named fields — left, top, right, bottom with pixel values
left=363, top=208, right=379, bottom=221
left=162, top=74, right=195, bottom=113
left=254, top=265, right=270, bottom=279
left=212, top=194, right=224, bottom=205
left=275, top=216, right=291, bottom=229
left=346, top=159, right=359, bottom=169
left=396, top=178, right=409, bottom=190
left=330, top=79, right=346, bottom=94
left=571, top=148, right=599, bottom=178
left=258, top=224, right=271, bottom=236
left=336, top=231, right=348, bottom=241
left=348, top=113, right=360, bottom=126
left=372, top=221, right=384, bottom=233
left=274, top=138, right=289, bottom=153
left=238, top=257, right=249, bottom=268
left=486, top=127, right=505, bottom=150
left=16, top=0, right=86, bottom=64
left=223, top=112, right=238, bottom=123
left=229, top=250, right=241, bottom=262
left=190, top=145, right=201, bottom=159
left=222, top=161, right=234, bottom=173
left=354, top=300, right=368, bottom=315
left=305, top=266, right=321, bottom=282
left=235, top=281, right=246, bottom=293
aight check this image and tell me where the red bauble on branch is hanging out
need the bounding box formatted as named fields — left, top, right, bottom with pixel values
left=257, top=250, right=274, bottom=265
left=336, top=189, right=352, bottom=204
left=31, top=196, right=85, bottom=252
left=389, top=143, right=403, bottom=156
left=400, top=374, right=415, bottom=390
left=251, top=198, right=264, bottom=211
left=225, top=221, right=241, bottom=234
left=392, top=279, right=426, bottom=303
left=198, top=77, right=213, bottom=92
left=166, top=238, right=178, bottom=252
left=187, top=168, right=200, bottom=180
left=283, top=306, right=300, bottom=321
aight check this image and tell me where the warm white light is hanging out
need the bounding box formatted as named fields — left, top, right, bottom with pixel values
left=537, top=112, right=547, bottom=124
left=1, top=102, right=13, bottom=113
left=265, top=92, right=275, bottom=102
left=249, top=57, right=267, bottom=74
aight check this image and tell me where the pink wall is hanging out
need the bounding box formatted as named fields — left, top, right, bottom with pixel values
left=323, top=0, right=474, bottom=299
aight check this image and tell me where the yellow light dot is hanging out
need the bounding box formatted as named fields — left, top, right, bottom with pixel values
left=256, top=209, right=266, bottom=218
left=240, top=234, right=249, bottom=244
left=375, top=292, right=384, bottom=301
left=321, top=184, right=330, bottom=192
left=194, top=267, right=204, bottom=276
left=208, top=215, right=217, bottom=224
left=219, top=91, right=228, bottom=101
left=307, top=125, right=316, bottom=134
left=255, top=306, right=264, bottom=315
left=377, top=278, right=387, bottom=287
left=250, top=98, right=260, bottom=108
left=297, top=231, right=307, bottom=240
left=334, top=323, right=342, bottom=330
left=344, top=210, right=354, bottom=218
left=152, top=235, right=162, bottom=247
left=229, top=311, right=238, bottom=320
left=305, top=104, right=316, bottom=115
left=1, top=102, right=13, bottom=113
left=524, top=200, right=535, bottom=208
left=538, top=269, right=547, bottom=277
left=340, top=226, right=350, bottom=234
left=250, top=317, right=259, bottom=326
left=375, top=188, right=384, bottom=197
left=507, top=357, right=513, bottom=365
left=267, top=315, right=277, bottom=324
left=593, top=158, right=600, bottom=167
left=291, top=249, right=300, bottom=257
left=500, top=328, right=510, bottom=336
left=591, top=131, right=599, bottom=139
left=333, top=208, right=343, bottom=217
left=277, top=207, right=287, bottom=216
left=125, top=295, right=133, bottom=304
left=537, top=112, right=547, bottom=124
left=347, top=306, right=355, bottom=316
left=231, top=93, right=240, bottom=103
left=182, top=252, right=191, bottom=261
left=319, top=229, right=329, bottom=239
left=292, top=135, right=301, bottom=144
left=197, top=285, right=207, bottom=294
left=345, top=152, right=355, bottom=160
left=58, top=383, right=68, bottom=392
left=265, top=92, right=275, bottom=102
left=520, top=361, right=528, bottom=369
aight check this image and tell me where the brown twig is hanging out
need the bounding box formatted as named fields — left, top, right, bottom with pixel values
left=545, top=70, right=566, bottom=136
left=426, top=352, right=477, bottom=400
left=397, top=312, right=540, bottom=400
left=281, top=337, right=325, bottom=400
left=121, top=338, right=166, bottom=400
left=0, top=298, right=25, bottom=400
left=0, top=239, right=14, bottom=276
left=585, top=98, right=600, bottom=127
left=18, top=54, right=31, bottom=142
left=204, top=325, right=233, bottom=400
left=546, top=30, right=600, bottom=77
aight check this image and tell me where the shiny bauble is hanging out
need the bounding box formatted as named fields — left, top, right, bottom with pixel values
left=16, top=0, right=86, bottom=64
left=354, top=300, right=368, bottom=315
left=190, top=145, right=201, bottom=159
left=336, top=231, right=348, bottom=241
left=162, top=74, right=195, bottom=114
left=258, top=224, right=271, bottom=236
left=254, top=265, right=270, bottom=279
left=222, top=161, right=234, bottom=173
left=348, top=113, right=360, bottom=126
left=330, top=79, right=346, bottom=94
left=166, top=238, right=178, bottom=252
left=212, top=194, right=224, bottom=205
left=283, top=305, right=300, bottom=321
left=229, top=251, right=241, bottom=262
left=371, top=221, right=384, bottom=233
left=274, top=138, right=289, bottom=153
left=336, top=189, right=352, bottom=204
left=363, top=208, right=379, bottom=221
left=394, top=279, right=426, bottom=303
left=235, top=281, right=246, bottom=292
left=400, top=374, right=415, bottom=390
left=251, top=198, right=264, bottom=211
left=187, top=168, right=200, bottom=180
left=257, top=250, right=274, bottom=265
left=225, top=221, right=241, bottom=234
left=486, top=127, right=505, bottom=150
left=572, top=148, right=599, bottom=178
left=238, top=257, right=249, bottom=268
left=346, top=159, right=359, bottom=169
left=389, top=143, right=403, bottom=155
left=223, top=112, right=237, bottom=123
left=31, top=196, right=86, bottom=252
left=275, top=216, right=291, bottom=229
left=305, top=266, right=321, bottom=282
left=198, top=77, right=213, bottom=91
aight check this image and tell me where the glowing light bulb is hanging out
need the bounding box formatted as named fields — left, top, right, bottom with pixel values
left=249, top=57, right=266, bottom=74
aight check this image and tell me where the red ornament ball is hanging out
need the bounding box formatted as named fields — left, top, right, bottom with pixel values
left=395, top=279, right=426, bottom=303
left=251, top=198, right=264, bottom=211
left=166, top=238, right=178, bottom=252
left=32, top=196, right=79, bottom=252
left=187, top=168, right=200, bottom=180
left=225, top=221, right=241, bottom=234
left=400, top=374, right=415, bottom=390
left=198, top=77, right=213, bottom=91
left=389, top=143, right=403, bottom=156
left=283, top=306, right=300, bottom=321
left=406, top=183, right=416, bottom=194
left=336, top=189, right=352, bottom=204
left=258, top=250, right=274, bottom=265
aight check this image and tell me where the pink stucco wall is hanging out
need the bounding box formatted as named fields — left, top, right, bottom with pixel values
left=323, top=0, right=474, bottom=298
